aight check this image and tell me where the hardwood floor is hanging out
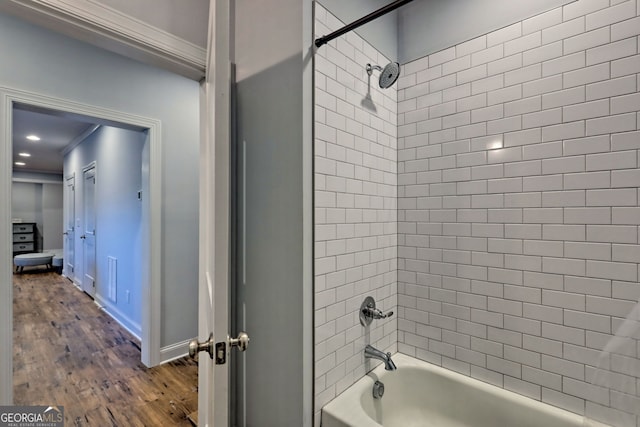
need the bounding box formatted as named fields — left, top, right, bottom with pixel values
left=13, top=269, right=198, bottom=426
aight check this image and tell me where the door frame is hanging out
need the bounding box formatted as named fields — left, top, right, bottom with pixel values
left=197, top=0, right=232, bottom=425
left=0, top=86, right=163, bottom=403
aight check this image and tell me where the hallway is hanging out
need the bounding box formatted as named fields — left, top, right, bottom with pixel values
left=13, top=270, right=198, bottom=426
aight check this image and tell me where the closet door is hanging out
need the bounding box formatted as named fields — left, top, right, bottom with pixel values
left=82, top=165, right=96, bottom=297
left=64, top=175, right=75, bottom=279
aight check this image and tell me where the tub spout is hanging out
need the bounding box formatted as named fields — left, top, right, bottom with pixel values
left=364, top=345, right=397, bottom=371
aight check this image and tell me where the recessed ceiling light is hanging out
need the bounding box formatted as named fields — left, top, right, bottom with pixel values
left=14, top=161, right=26, bottom=166
left=18, top=152, right=31, bottom=157
left=26, top=135, right=40, bottom=141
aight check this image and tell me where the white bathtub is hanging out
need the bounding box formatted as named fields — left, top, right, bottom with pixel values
left=322, top=353, right=607, bottom=427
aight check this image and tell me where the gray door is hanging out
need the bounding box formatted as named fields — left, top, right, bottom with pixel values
left=232, top=59, right=306, bottom=427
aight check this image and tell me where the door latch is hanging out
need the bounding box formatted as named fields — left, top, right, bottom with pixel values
left=215, top=341, right=226, bottom=364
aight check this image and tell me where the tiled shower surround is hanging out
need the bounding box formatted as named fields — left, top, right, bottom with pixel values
left=315, top=0, right=640, bottom=426
left=314, top=4, right=398, bottom=424
left=397, top=1, right=640, bottom=426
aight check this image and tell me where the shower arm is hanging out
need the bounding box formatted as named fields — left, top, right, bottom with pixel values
left=366, top=64, right=383, bottom=76
left=314, top=0, right=415, bottom=48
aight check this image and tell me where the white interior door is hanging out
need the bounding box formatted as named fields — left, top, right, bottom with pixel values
left=64, top=174, right=75, bottom=279
left=196, top=1, right=233, bottom=426
left=82, top=164, right=96, bottom=297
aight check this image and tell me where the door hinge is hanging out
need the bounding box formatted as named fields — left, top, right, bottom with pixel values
left=215, top=341, right=226, bottom=364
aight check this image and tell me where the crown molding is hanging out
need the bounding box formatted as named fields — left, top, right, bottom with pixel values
left=61, top=124, right=100, bottom=156
left=0, top=0, right=206, bottom=80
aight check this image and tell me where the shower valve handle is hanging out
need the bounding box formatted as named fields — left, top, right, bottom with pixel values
left=363, top=300, right=394, bottom=319
left=359, top=296, right=393, bottom=326
left=364, top=305, right=394, bottom=319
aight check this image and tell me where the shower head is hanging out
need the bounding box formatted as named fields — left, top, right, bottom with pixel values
left=366, top=62, right=401, bottom=89
left=379, top=62, right=401, bottom=88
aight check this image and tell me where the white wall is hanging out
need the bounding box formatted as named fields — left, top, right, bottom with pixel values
left=0, top=11, right=200, bottom=351
left=41, top=183, right=63, bottom=250
left=11, top=182, right=42, bottom=226
left=398, top=0, right=572, bottom=64
left=64, top=125, right=145, bottom=336
left=397, top=1, right=640, bottom=425
left=314, top=4, right=398, bottom=425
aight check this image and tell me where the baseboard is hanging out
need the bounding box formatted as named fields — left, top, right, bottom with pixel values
left=67, top=285, right=189, bottom=365
left=71, top=277, right=82, bottom=290
left=160, top=339, right=192, bottom=364
left=94, top=293, right=142, bottom=341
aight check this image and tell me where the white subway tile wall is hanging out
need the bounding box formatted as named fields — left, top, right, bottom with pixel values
left=397, top=1, right=640, bottom=426
left=314, top=4, right=398, bottom=425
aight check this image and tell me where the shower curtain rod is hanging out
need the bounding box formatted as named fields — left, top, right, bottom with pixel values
left=314, top=0, right=415, bottom=48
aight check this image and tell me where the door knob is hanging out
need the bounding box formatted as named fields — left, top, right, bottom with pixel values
left=80, top=235, right=86, bottom=240
left=189, top=332, right=249, bottom=364
left=189, top=333, right=215, bottom=359
left=229, top=332, right=250, bottom=351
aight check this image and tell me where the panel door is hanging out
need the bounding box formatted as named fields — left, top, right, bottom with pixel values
left=64, top=175, right=75, bottom=279
left=82, top=165, right=96, bottom=297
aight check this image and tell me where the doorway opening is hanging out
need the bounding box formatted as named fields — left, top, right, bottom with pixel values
left=8, top=98, right=198, bottom=424
left=11, top=102, right=149, bottom=334
left=1, top=88, right=164, bottom=403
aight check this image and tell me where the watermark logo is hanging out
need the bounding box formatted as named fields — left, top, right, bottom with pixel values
left=0, top=406, right=64, bottom=427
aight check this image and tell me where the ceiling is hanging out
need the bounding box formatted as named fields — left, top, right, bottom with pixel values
left=95, top=0, right=209, bottom=48
left=12, top=107, right=98, bottom=175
